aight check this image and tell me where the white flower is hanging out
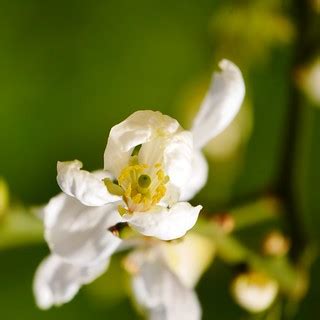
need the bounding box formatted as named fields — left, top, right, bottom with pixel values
left=54, top=59, right=244, bottom=252
left=57, top=111, right=202, bottom=243
left=124, top=233, right=215, bottom=320
left=231, top=271, right=278, bottom=313
left=34, top=59, right=245, bottom=311
left=44, top=192, right=123, bottom=266
left=130, top=251, right=201, bottom=320
left=33, top=254, right=109, bottom=309
left=33, top=192, right=122, bottom=309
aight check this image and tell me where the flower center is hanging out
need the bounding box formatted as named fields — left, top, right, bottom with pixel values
left=105, top=155, right=169, bottom=214
left=118, top=158, right=169, bottom=213
left=138, top=174, right=151, bottom=188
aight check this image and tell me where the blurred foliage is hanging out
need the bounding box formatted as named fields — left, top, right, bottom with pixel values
left=0, top=0, right=319, bottom=319
left=0, top=206, right=43, bottom=249
left=0, top=178, right=9, bottom=216
left=210, top=0, right=295, bottom=68
left=295, top=57, right=320, bottom=106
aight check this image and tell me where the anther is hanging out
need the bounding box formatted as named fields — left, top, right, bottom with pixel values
left=103, top=178, right=124, bottom=196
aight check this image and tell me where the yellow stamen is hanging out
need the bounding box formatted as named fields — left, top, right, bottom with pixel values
left=117, top=156, right=169, bottom=212
left=118, top=205, right=129, bottom=216
left=156, top=170, right=165, bottom=181
left=132, top=193, right=142, bottom=204
left=103, top=178, right=124, bottom=196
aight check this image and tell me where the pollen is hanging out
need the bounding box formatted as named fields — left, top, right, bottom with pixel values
left=132, top=193, right=142, bottom=203
left=117, top=156, right=169, bottom=213
left=156, top=170, right=165, bottom=180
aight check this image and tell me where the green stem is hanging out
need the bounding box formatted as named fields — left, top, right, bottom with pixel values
left=228, top=197, right=281, bottom=230
left=194, top=219, right=306, bottom=299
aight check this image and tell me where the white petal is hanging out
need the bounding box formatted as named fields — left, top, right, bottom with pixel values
left=44, top=193, right=123, bottom=265
left=162, top=131, right=193, bottom=189
left=138, top=130, right=193, bottom=192
left=57, top=160, right=120, bottom=206
left=138, top=130, right=193, bottom=191
left=192, top=59, right=245, bottom=149
left=161, top=233, right=215, bottom=288
left=179, top=150, right=208, bottom=201
left=138, top=136, right=167, bottom=169
left=33, top=254, right=109, bottom=309
left=232, top=271, right=278, bottom=313
left=123, top=202, right=202, bottom=240
left=159, top=183, right=181, bottom=208
left=104, top=110, right=180, bottom=177
left=132, top=256, right=201, bottom=320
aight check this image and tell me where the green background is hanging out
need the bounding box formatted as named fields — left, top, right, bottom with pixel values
left=0, top=0, right=319, bottom=319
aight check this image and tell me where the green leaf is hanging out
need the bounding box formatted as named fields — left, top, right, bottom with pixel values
left=0, top=206, right=43, bottom=250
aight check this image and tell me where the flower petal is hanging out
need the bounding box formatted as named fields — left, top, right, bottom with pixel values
left=162, top=131, right=193, bottom=189
left=132, top=254, right=201, bottom=320
left=232, top=271, right=278, bottom=313
left=137, top=129, right=193, bottom=195
left=33, top=254, right=109, bottom=309
left=123, top=202, right=202, bottom=240
left=138, top=130, right=193, bottom=190
left=192, top=59, right=245, bottom=149
left=44, top=193, right=123, bottom=265
left=57, top=160, right=120, bottom=206
left=161, top=233, right=215, bottom=288
left=104, top=110, right=180, bottom=177
left=179, top=150, right=208, bottom=201
left=159, top=182, right=181, bottom=208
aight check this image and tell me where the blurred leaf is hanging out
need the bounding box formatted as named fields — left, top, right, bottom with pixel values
left=0, top=0, right=215, bottom=204
left=0, top=206, right=43, bottom=249
left=210, top=1, right=295, bottom=68
left=0, top=178, right=9, bottom=216
left=230, top=197, right=282, bottom=230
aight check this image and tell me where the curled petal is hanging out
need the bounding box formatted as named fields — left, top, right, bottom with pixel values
left=57, top=160, right=120, bottom=206
left=162, top=131, right=193, bottom=189
left=179, top=150, right=208, bottom=201
left=192, top=59, right=245, bottom=149
left=123, top=202, right=202, bottom=240
left=132, top=255, right=201, bottom=320
left=104, top=110, right=180, bottom=177
left=138, top=130, right=193, bottom=190
left=33, top=254, right=109, bottom=309
left=44, top=193, right=123, bottom=265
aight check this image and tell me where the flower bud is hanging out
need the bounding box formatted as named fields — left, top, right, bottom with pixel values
left=296, top=58, right=320, bottom=106
left=231, top=271, right=278, bottom=313
left=262, top=230, right=290, bottom=257
left=213, top=213, right=235, bottom=233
